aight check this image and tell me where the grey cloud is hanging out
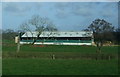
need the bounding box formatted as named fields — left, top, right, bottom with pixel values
left=4, top=4, right=18, bottom=12
left=33, top=3, right=42, bottom=10
left=101, top=10, right=115, bottom=17
left=55, top=9, right=68, bottom=18
left=71, top=6, right=93, bottom=16
left=54, top=2, right=95, bottom=18
left=100, top=2, right=117, bottom=18
left=3, top=3, right=31, bottom=13
left=70, top=3, right=97, bottom=16
left=3, top=3, right=43, bottom=16
left=54, top=2, right=117, bottom=18
left=54, top=3, right=71, bottom=19
left=54, top=2, right=70, bottom=10
left=103, top=2, right=117, bottom=10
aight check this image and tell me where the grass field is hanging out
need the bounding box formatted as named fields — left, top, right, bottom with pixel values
left=2, top=40, right=118, bottom=54
left=2, top=39, right=119, bottom=75
left=3, top=59, right=118, bottom=75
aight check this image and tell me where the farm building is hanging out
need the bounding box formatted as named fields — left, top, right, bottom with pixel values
left=18, top=31, right=94, bottom=45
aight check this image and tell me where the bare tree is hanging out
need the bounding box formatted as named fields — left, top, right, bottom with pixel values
left=20, top=15, right=58, bottom=45
left=20, top=22, right=34, bottom=40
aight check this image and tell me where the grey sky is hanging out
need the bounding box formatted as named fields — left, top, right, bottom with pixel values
left=2, top=2, right=118, bottom=31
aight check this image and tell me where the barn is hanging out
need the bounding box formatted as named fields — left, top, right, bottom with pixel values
left=18, top=31, right=94, bottom=45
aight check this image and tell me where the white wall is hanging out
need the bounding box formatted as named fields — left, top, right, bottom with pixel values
left=20, top=42, right=92, bottom=45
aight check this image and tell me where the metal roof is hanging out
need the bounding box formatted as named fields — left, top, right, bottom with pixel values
left=21, top=31, right=93, bottom=37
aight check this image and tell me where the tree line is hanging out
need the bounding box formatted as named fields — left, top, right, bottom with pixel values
left=2, top=15, right=120, bottom=45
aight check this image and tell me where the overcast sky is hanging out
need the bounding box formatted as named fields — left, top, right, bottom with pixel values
left=2, top=2, right=118, bottom=31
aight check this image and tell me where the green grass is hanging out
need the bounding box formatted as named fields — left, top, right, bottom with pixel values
left=2, top=39, right=118, bottom=54
left=2, top=58, right=118, bottom=75
left=2, top=39, right=119, bottom=75
left=3, top=44, right=119, bottom=54
left=2, top=39, right=119, bottom=54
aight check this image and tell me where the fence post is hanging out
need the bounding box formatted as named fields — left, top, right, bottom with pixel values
left=108, top=55, right=111, bottom=60
left=52, top=54, right=55, bottom=60
left=17, top=41, right=20, bottom=53
left=16, top=33, right=21, bottom=53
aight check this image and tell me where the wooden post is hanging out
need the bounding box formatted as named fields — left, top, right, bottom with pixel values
left=52, top=54, right=55, bottom=60
left=96, top=42, right=102, bottom=54
left=17, top=41, right=20, bottom=53
left=108, top=55, right=111, bottom=60
left=16, top=33, right=20, bottom=53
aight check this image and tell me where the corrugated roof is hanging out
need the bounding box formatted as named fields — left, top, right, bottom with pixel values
left=21, top=31, right=93, bottom=37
